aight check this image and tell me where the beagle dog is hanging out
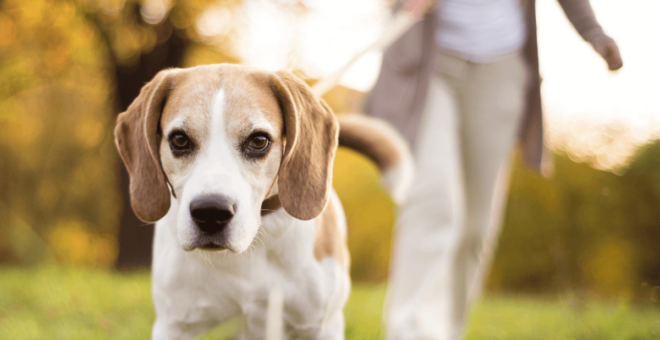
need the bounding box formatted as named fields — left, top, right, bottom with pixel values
left=114, top=64, right=412, bottom=339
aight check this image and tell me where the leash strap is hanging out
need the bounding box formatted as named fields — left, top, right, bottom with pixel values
left=311, top=0, right=436, bottom=96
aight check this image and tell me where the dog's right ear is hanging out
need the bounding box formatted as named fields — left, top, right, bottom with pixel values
left=269, top=71, right=339, bottom=221
left=114, top=69, right=176, bottom=223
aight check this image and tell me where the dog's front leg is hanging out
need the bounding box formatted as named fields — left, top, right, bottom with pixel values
left=317, top=311, right=346, bottom=340
left=232, top=310, right=346, bottom=340
left=230, top=300, right=270, bottom=340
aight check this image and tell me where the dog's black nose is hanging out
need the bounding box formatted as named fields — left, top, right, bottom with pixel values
left=190, top=195, right=235, bottom=234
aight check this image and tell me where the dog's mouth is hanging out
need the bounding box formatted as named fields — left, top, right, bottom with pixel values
left=185, top=234, right=233, bottom=252
left=199, top=243, right=228, bottom=252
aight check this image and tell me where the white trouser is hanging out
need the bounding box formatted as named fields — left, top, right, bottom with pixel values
left=386, top=51, right=527, bottom=340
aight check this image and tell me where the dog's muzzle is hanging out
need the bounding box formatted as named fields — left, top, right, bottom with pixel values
left=189, top=194, right=236, bottom=250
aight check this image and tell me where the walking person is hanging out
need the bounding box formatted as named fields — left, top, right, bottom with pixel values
left=365, top=1, right=623, bottom=339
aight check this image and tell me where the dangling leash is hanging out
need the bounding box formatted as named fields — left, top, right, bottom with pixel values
left=311, top=0, right=435, bottom=97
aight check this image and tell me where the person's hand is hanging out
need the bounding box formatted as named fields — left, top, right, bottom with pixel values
left=402, top=0, right=436, bottom=18
left=592, top=36, right=623, bottom=71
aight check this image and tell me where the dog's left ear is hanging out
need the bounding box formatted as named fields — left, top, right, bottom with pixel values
left=114, top=69, right=177, bottom=222
left=271, top=71, right=339, bottom=221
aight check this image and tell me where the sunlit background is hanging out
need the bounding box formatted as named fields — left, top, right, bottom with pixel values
left=1, top=0, right=659, bottom=338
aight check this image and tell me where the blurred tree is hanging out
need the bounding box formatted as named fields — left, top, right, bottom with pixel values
left=0, top=0, right=240, bottom=268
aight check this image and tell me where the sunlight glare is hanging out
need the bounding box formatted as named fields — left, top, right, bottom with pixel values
left=233, top=0, right=388, bottom=91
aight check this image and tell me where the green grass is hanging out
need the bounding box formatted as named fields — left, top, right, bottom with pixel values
left=0, top=266, right=659, bottom=339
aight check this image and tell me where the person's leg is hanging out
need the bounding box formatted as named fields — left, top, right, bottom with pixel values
left=385, top=58, right=466, bottom=340
left=448, top=54, right=527, bottom=338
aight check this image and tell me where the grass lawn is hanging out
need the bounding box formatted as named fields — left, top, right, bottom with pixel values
left=0, top=266, right=659, bottom=339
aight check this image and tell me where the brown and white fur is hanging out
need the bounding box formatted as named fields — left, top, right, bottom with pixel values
left=114, top=64, right=412, bottom=339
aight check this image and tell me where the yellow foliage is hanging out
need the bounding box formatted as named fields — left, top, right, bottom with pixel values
left=8, top=219, right=51, bottom=265
left=48, top=220, right=118, bottom=268
left=182, top=43, right=240, bottom=68
left=333, top=147, right=396, bottom=282
left=36, top=180, right=60, bottom=211
left=3, top=113, right=44, bottom=146
left=583, top=238, right=634, bottom=298
left=75, top=119, right=106, bottom=149
left=0, top=14, right=15, bottom=46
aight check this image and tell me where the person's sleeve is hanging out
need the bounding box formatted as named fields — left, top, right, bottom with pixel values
left=557, top=0, right=607, bottom=44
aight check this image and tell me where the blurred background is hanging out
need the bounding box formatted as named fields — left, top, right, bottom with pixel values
left=1, top=0, right=659, bottom=338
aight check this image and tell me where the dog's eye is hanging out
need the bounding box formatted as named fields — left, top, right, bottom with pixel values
left=242, top=133, right=272, bottom=159
left=169, top=132, right=193, bottom=156
left=171, top=134, right=190, bottom=149
left=249, top=136, right=269, bottom=150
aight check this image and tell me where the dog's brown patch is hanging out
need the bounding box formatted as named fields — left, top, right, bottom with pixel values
left=314, top=199, right=350, bottom=271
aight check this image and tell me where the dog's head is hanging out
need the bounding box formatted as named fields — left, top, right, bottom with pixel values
left=114, top=65, right=338, bottom=253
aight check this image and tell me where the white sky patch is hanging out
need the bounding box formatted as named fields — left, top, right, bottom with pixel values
left=537, top=0, right=660, bottom=170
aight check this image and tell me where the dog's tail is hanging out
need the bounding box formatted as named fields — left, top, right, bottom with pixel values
left=337, top=113, right=414, bottom=205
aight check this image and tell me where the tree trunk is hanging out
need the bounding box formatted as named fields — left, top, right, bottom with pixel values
left=114, top=22, right=188, bottom=270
